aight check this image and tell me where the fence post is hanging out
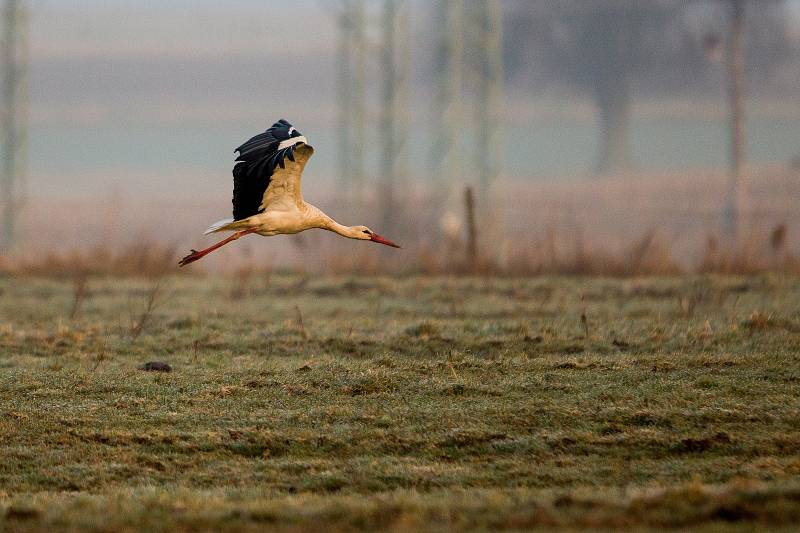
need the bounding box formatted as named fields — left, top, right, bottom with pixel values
left=465, top=186, right=478, bottom=273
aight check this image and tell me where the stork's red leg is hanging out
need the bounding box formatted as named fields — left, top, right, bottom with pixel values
left=179, top=229, right=257, bottom=267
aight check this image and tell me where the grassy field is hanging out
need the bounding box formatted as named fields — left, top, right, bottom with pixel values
left=1, top=273, right=799, bottom=531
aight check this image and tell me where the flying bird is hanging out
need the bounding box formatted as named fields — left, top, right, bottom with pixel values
left=179, top=119, right=399, bottom=266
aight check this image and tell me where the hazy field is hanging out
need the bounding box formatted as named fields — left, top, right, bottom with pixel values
left=2, top=274, right=800, bottom=531
left=18, top=163, right=800, bottom=275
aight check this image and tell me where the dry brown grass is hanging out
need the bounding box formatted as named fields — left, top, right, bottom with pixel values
left=1, top=241, right=178, bottom=279
left=699, top=228, right=800, bottom=275
left=126, top=279, right=168, bottom=341
left=1, top=224, right=798, bottom=278
left=3, top=165, right=799, bottom=277
left=497, top=227, right=684, bottom=276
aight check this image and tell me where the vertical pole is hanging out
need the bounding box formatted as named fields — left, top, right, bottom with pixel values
left=336, top=1, right=354, bottom=197
left=430, top=0, right=464, bottom=237
left=472, top=0, right=504, bottom=248
left=380, top=0, right=396, bottom=232
left=464, top=185, right=478, bottom=273
left=379, top=0, right=408, bottom=234
left=1, top=0, right=26, bottom=253
left=351, top=0, right=367, bottom=203
left=724, top=0, right=745, bottom=246
left=396, top=0, right=409, bottom=193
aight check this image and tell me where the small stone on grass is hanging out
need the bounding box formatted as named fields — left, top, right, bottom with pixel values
left=139, top=361, right=172, bottom=372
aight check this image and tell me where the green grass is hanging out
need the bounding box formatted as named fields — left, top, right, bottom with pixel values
left=1, top=274, right=799, bottom=531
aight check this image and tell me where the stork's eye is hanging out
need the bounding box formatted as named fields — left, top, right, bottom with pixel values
left=362, top=230, right=371, bottom=235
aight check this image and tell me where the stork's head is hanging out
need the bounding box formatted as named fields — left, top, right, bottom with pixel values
left=353, top=226, right=401, bottom=248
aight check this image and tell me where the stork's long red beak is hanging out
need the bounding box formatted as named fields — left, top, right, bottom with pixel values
left=370, top=233, right=401, bottom=248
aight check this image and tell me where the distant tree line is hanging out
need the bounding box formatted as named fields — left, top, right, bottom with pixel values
left=502, top=0, right=795, bottom=174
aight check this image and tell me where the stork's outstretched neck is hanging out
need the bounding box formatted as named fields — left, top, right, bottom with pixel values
left=311, top=205, right=401, bottom=248
left=307, top=205, right=359, bottom=239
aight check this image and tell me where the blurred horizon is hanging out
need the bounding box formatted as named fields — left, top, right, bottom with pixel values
left=1, top=0, right=798, bottom=271
left=26, top=0, right=800, bottom=201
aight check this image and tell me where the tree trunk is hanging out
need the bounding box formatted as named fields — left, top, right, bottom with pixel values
left=594, top=75, right=632, bottom=175
left=724, top=0, right=746, bottom=245
left=583, top=8, right=642, bottom=176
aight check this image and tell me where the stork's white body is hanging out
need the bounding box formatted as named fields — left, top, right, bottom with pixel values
left=179, top=125, right=399, bottom=267
left=206, top=203, right=340, bottom=238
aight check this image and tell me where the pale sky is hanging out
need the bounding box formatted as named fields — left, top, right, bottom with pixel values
left=30, top=1, right=335, bottom=60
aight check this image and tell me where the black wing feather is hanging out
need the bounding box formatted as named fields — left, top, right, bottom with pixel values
left=231, top=119, right=299, bottom=221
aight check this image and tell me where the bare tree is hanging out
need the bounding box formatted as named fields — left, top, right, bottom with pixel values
left=504, top=0, right=792, bottom=176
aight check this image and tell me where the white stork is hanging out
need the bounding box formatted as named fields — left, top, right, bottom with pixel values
left=179, top=119, right=399, bottom=267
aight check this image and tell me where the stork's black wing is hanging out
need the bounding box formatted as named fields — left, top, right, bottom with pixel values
left=231, top=119, right=304, bottom=220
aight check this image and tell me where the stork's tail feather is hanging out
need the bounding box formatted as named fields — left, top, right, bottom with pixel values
left=204, top=218, right=236, bottom=235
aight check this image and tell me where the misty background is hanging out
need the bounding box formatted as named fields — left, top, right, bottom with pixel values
left=6, top=0, right=800, bottom=270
